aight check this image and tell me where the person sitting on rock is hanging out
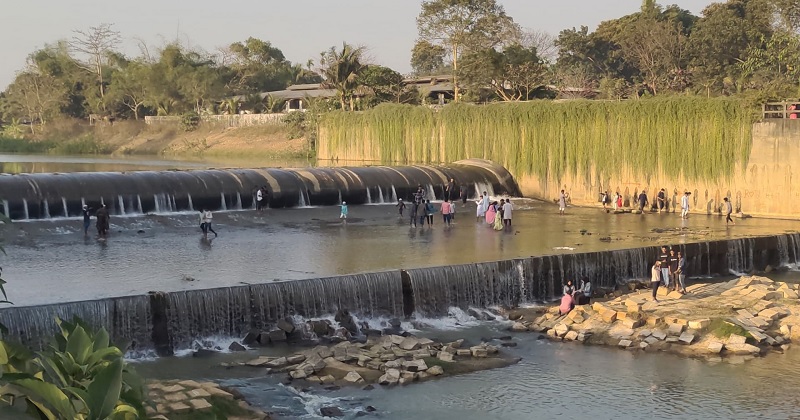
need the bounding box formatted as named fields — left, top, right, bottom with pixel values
left=563, top=280, right=576, bottom=297
left=559, top=292, right=574, bottom=315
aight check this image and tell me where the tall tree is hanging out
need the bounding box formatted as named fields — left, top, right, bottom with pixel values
left=69, top=24, right=122, bottom=112
left=460, top=44, right=548, bottom=101
left=618, top=17, right=689, bottom=95
left=410, top=40, right=447, bottom=75
left=319, top=43, right=367, bottom=111
left=416, top=0, right=519, bottom=101
left=107, top=60, right=150, bottom=120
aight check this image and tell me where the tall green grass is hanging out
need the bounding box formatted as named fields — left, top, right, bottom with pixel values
left=0, top=136, right=112, bottom=155
left=321, top=98, right=758, bottom=181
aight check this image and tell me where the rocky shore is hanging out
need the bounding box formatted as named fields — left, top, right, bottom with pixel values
left=145, top=379, right=271, bottom=419
left=507, top=276, right=800, bottom=362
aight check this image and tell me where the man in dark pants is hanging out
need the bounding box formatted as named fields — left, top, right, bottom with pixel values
left=82, top=205, right=93, bottom=236
left=724, top=197, right=736, bottom=225
left=659, top=246, right=671, bottom=289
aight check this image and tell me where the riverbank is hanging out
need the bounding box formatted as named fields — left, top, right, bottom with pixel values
left=0, top=119, right=308, bottom=159
left=509, top=276, right=800, bottom=362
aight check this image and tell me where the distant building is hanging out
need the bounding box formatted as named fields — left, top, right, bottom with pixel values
left=402, top=75, right=454, bottom=105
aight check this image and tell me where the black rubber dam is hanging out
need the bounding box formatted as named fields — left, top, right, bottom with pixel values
left=0, top=159, right=520, bottom=220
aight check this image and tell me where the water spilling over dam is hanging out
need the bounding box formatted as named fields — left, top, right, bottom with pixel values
left=0, top=159, right=519, bottom=220
left=1, top=233, right=797, bottom=354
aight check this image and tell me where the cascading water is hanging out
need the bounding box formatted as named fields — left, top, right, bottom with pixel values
left=42, top=201, right=51, bottom=219
left=2, top=200, right=8, bottom=218
left=298, top=191, right=308, bottom=207
left=220, top=193, right=228, bottom=211
left=187, top=194, right=194, bottom=212
left=136, top=195, right=144, bottom=213
left=235, top=193, right=243, bottom=210
left=377, top=186, right=385, bottom=204
left=728, top=238, right=755, bottom=275
left=117, top=195, right=126, bottom=216
left=22, top=198, right=29, bottom=220
left=391, top=186, right=398, bottom=203
left=426, top=185, right=436, bottom=201
left=366, top=187, right=373, bottom=204
left=61, top=198, right=68, bottom=217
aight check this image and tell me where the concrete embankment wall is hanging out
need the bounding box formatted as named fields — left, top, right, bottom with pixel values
left=514, top=120, right=800, bottom=219
left=1, top=233, right=798, bottom=354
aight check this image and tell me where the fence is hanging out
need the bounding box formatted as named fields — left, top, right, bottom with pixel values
left=763, top=101, right=800, bottom=119
left=144, top=113, right=286, bottom=127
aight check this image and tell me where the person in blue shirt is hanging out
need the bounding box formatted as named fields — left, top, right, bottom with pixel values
left=340, top=201, right=348, bottom=221
left=82, top=205, right=93, bottom=236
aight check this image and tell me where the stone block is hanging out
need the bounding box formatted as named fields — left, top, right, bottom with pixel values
left=399, top=337, right=421, bottom=351
left=456, top=349, right=471, bottom=356
left=511, top=322, right=529, bottom=332
left=164, top=392, right=187, bottom=403
left=344, top=371, right=364, bottom=383
left=725, top=343, right=761, bottom=355
left=320, top=375, right=336, bottom=384
left=546, top=328, right=557, bottom=338
left=554, top=323, right=569, bottom=337
left=188, top=399, right=213, bottom=411
left=726, top=334, right=747, bottom=345
left=666, top=291, right=684, bottom=300
left=427, top=365, right=444, bottom=376
left=707, top=342, right=724, bottom=354
left=747, top=329, right=767, bottom=343
left=286, top=354, right=306, bottom=365
left=471, top=346, right=489, bottom=358
left=764, top=291, right=783, bottom=301
left=402, top=359, right=428, bottom=372
left=751, top=317, right=772, bottom=329
left=177, top=380, right=202, bottom=389
left=646, top=316, right=662, bottom=326
left=186, top=388, right=211, bottom=399
left=637, top=329, right=652, bottom=338
left=268, top=329, right=287, bottom=342
left=378, top=369, right=401, bottom=386
left=167, top=402, right=192, bottom=414
left=601, top=311, right=617, bottom=323
left=667, top=324, right=685, bottom=336
left=651, top=330, right=667, bottom=340
left=657, top=287, right=669, bottom=297
left=688, top=319, right=710, bottom=330
left=783, top=290, right=799, bottom=299
left=161, top=385, right=184, bottom=393
left=567, top=310, right=586, bottom=323
left=621, top=318, right=643, bottom=329
left=665, top=337, right=680, bottom=343
left=618, top=340, right=633, bottom=348
left=265, top=357, right=288, bottom=369
left=592, top=302, right=608, bottom=313
left=678, top=332, right=695, bottom=345
left=564, top=331, right=579, bottom=341
left=639, top=342, right=649, bottom=349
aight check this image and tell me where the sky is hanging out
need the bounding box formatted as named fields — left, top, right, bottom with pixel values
left=0, top=0, right=715, bottom=90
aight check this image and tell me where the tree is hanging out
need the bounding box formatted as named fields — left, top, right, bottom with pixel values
left=3, top=67, right=68, bottom=131
left=618, top=17, right=689, bottom=95
left=319, top=43, right=367, bottom=111
left=225, top=37, right=292, bottom=93
left=410, top=40, right=447, bottom=75
left=69, top=24, right=122, bottom=113
left=107, top=60, right=149, bottom=120
left=460, top=44, right=549, bottom=101
left=416, top=0, right=519, bottom=101
left=357, top=65, right=418, bottom=106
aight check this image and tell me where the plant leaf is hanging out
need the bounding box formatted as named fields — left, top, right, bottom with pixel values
left=86, top=357, right=124, bottom=420
left=12, top=377, right=78, bottom=419
left=66, top=325, right=93, bottom=365
left=93, top=328, right=110, bottom=352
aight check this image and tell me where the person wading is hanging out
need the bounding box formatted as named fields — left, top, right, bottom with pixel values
left=681, top=192, right=691, bottom=219
left=82, top=205, right=93, bottom=237
left=95, top=204, right=110, bottom=238
left=724, top=197, right=736, bottom=225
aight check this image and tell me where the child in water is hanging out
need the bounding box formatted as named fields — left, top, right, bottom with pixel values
left=340, top=201, right=348, bottom=220
left=396, top=198, right=406, bottom=216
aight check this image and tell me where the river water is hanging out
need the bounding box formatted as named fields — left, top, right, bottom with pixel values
left=3, top=154, right=800, bottom=419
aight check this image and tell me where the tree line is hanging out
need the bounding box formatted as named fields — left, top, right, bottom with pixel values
left=1, top=0, right=799, bottom=132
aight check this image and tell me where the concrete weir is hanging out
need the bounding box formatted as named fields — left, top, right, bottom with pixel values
left=1, top=233, right=799, bottom=355
left=0, top=159, right=519, bottom=220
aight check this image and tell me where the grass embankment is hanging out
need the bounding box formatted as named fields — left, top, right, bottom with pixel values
left=706, top=318, right=752, bottom=340
left=321, top=97, right=759, bottom=181
left=0, top=119, right=308, bottom=158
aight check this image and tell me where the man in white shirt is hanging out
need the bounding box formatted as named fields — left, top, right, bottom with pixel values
left=680, top=192, right=690, bottom=219
left=256, top=188, right=263, bottom=211
left=502, top=200, right=513, bottom=228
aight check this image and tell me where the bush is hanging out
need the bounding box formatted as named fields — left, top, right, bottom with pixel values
left=180, top=113, right=201, bottom=132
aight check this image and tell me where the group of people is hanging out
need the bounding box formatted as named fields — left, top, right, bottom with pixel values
left=82, top=204, right=109, bottom=238
left=650, top=245, right=687, bottom=302
left=559, top=278, right=592, bottom=315
left=475, top=192, right=513, bottom=231
left=400, top=185, right=458, bottom=227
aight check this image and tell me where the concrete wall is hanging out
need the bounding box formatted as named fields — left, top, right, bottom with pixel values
left=144, top=113, right=285, bottom=127
left=319, top=120, right=800, bottom=219
left=515, top=120, right=798, bottom=218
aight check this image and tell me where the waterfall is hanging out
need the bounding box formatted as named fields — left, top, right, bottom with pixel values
left=789, top=234, right=800, bottom=267
left=426, top=185, right=436, bottom=201
left=117, top=196, right=126, bottom=216
left=220, top=193, right=227, bottom=211
left=22, top=198, right=29, bottom=220
left=391, top=186, right=398, bottom=203
left=778, top=235, right=790, bottom=267
left=235, top=193, right=243, bottom=210
left=727, top=238, right=754, bottom=275
left=187, top=194, right=194, bottom=212
left=366, top=187, right=373, bottom=204
left=136, top=195, right=144, bottom=214
left=338, top=190, right=343, bottom=205
left=298, top=191, right=308, bottom=207
left=61, top=198, right=68, bottom=217
left=377, top=186, right=385, bottom=204
left=2, top=200, right=8, bottom=219
left=42, top=201, right=51, bottom=219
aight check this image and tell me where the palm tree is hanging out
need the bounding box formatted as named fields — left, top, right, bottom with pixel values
left=319, top=43, right=367, bottom=111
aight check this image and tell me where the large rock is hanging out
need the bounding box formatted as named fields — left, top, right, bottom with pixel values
left=427, top=365, right=444, bottom=376
left=688, top=319, right=710, bottom=330
left=402, top=359, right=428, bottom=372
left=228, top=341, right=247, bottom=352
left=564, top=331, right=579, bottom=341
left=344, top=371, right=365, bottom=383
left=306, top=354, right=327, bottom=372
left=667, top=324, right=685, bottom=336
left=399, top=337, right=420, bottom=351
left=335, top=310, right=359, bottom=335
left=618, top=340, right=633, bottom=348
left=726, top=334, right=747, bottom=345
left=265, top=357, right=289, bottom=368
left=470, top=346, right=489, bottom=358
left=309, top=320, right=334, bottom=336
left=269, top=329, right=288, bottom=342
left=554, top=323, right=569, bottom=337
left=242, top=329, right=261, bottom=346
left=277, top=318, right=296, bottom=334
left=725, top=343, right=761, bottom=355
left=378, top=369, right=401, bottom=386
left=651, top=330, right=667, bottom=340
left=320, top=406, right=344, bottom=418
left=437, top=351, right=454, bottom=362
left=286, top=354, right=306, bottom=364
left=621, top=318, right=643, bottom=329
left=601, top=311, right=618, bottom=323
left=511, top=322, right=529, bottom=332
left=678, top=332, right=695, bottom=345
left=707, top=341, right=724, bottom=354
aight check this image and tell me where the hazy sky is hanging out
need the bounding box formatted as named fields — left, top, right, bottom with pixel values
left=1, top=0, right=715, bottom=89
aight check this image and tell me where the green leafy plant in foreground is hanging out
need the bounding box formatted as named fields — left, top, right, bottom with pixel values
left=0, top=317, right=146, bottom=419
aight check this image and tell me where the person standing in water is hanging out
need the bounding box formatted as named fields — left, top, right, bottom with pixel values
left=255, top=187, right=264, bottom=211
left=445, top=178, right=455, bottom=201
left=425, top=199, right=435, bottom=226
left=681, top=191, right=691, bottom=219
left=340, top=201, right=348, bottom=222
left=502, top=199, right=512, bottom=229
left=198, top=209, right=207, bottom=236
left=95, top=205, right=109, bottom=238
left=724, top=197, right=735, bottom=225
left=460, top=184, right=468, bottom=204
left=441, top=199, right=452, bottom=226
left=82, top=205, right=93, bottom=237
left=449, top=199, right=456, bottom=222
left=476, top=194, right=484, bottom=222
left=409, top=199, right=419, bottom=227
left=558, top=190, right=567, bottom=215
left=396, top=198, right=406, bottom=217
left=417, top=200, right=427, bottom=227
left=203, top=209, right=217, bottom=237
left=657, top=188, right=666, bottom=213
left=638, top=190, right=649, bottom=212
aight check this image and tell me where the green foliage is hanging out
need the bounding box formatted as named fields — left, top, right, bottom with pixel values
left=707, top=318, right=752, bottom=339
left=319, top=43, right=368, bottom=111
left=321, top=98, right=757, bottom=182
left=180, top=112, right=201, bottom=132
left=0, top=317, right=146, bottom=420
left=0, top=137, right=53, bottom=153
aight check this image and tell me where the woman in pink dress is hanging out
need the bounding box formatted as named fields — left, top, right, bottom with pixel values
left=485, top=201, right=497, bottom=224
